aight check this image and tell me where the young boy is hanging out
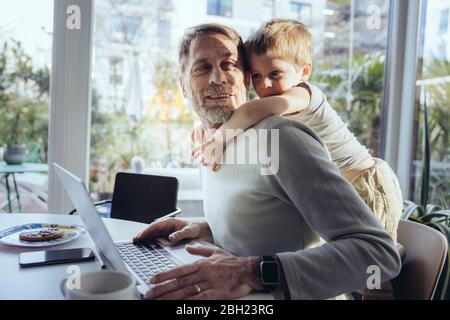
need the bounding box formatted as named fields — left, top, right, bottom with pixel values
left=192, top=19, right=402, bottom=242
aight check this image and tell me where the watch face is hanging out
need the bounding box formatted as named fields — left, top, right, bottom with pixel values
left=262, top=261, right=280, bottom=284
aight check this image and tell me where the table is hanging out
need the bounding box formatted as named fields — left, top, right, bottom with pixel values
left=0, top=214, right=273, bottom=300
left=0, top=163, right=48, bottom=212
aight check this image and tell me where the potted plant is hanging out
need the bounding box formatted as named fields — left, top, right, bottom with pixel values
left=401, top=88, right=450, bottom=300
left=2, top=111, right=29, bottom=165
left=0, top=40, right=49, bottom=165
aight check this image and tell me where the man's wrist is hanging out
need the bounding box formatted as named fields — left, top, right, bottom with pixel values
left=241, top=256, right=264, bottom=291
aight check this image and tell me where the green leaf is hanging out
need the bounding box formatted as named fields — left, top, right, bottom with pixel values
left=402, top=202, right=421, bottom=220
left=426, top=204, right=442, bottom=214
left=408, top=215, right=422, bottom=223
left=421, top=212, right=450, bottom=223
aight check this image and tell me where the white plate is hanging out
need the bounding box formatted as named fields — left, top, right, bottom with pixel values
left=0, top=223, right=85, bottom=248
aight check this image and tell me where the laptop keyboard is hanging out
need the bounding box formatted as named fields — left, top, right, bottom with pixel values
left=116, top=242, right=177, bottom=284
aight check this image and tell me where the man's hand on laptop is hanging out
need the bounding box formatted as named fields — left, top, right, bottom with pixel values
left=133, top=218, right=214, bottom=245
left=144, top=245, right=263, bottom=300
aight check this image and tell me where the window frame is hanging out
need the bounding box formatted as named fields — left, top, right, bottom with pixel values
left=380, top=0, right=421, bottom=200
left=48, top=0, right=94, bottom=213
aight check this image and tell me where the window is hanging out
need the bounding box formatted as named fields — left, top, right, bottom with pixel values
left=160, top=0, right=173, bottom=11
left=289, top=2, right=312, bottom=25
left=309, top=0, right=389, bottom=158
left=92, top=0, right=195, bottom=198
left=262, top=0, right=275, bottom=20
left=158, top=20, right=171, bottom=49
left=90, top=0, right=391, bottom=211
left=411, top=0, right=450, bottom=207
left=0, top=0, right=53, bottom=213
left=111, top=16, right=141, bottom=45
left=109, top=57, right=123, bottom=85
left=439, top=8, right=449, bottom=35
left=207, top=0, right=233, bottom=17
left=438, top=42, right=447, bottom=60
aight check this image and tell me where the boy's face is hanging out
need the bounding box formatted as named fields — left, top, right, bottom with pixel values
left=249, top=53, right=308, bottom=98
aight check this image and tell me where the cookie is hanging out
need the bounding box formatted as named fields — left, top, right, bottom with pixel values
left=19, top=228, right=65, bottom=242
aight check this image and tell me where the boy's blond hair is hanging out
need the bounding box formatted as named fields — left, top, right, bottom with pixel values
left=245, top=19, right=313, bottom=69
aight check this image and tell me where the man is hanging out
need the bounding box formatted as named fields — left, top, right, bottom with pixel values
left=133, top=23, right=401, bottom=300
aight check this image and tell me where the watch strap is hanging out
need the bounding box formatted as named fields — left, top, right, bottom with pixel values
left=260, top=255, right=280, bottom=292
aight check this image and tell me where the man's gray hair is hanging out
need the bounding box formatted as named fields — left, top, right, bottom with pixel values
left=178, top=23, right=250, bottom=74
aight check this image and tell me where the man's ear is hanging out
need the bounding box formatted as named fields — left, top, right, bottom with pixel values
left=179, top=75, right=187, bottom=97
left=301, top=63, right=313, bottom=81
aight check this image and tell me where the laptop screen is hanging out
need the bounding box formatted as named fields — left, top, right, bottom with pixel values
left=53, top=163, right=128, bottom=273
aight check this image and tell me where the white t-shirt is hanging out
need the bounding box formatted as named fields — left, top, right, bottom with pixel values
left=287, top=82, right=374, bottom=171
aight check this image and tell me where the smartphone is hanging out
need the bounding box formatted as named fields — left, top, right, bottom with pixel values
left=19, top=248, right=95, bottom=268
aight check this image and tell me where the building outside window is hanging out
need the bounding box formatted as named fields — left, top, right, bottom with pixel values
left=439, top=8, right=449, bottom=35
left=109, top=57, right=123, bottom=85
left=207, top=0, right=233, bottom=17
left=158, top=19, right=171, bottom=49
left=289, top=2, right=312, bottom=25
left=262, top=0, right=276, bottom=20
left=111, top=15, right=141, bottom=45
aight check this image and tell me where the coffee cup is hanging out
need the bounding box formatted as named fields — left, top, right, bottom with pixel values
left=60, top=270, right=137, bottom=300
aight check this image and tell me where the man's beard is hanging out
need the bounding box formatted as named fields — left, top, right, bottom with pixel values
left=193, top=103, right=234, bottom=126
left=192, top=84, right=236, bottom=126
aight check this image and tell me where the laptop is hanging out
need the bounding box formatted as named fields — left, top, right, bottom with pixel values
left=53, top=163, right=207, bottom=297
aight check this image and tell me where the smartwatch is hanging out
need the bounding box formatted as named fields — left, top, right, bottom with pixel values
left=259, top=256, right=280, bottom=292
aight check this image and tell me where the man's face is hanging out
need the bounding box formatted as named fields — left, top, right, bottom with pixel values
left=180, top=34, right=249, bottom=127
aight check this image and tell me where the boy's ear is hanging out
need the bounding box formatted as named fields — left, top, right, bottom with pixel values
left=245, top=72, right=251, bottom=91
left=301, top=63, right=313, bottom=81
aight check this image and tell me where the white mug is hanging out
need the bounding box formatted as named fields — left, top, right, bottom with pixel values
left=60, top=270, right=137, bottom=300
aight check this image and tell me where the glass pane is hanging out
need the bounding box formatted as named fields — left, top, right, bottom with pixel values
left=207, top=0, right=219, bottom=16
left=290, top=2, right=312, bottom=25
left=262, top=0, right=275, bottom=20
left=311, top=0, right=389, bottom=157
left=0, top=0, right=53, bottom=213
left=158, top=19, right=171, bottom=49
left=411, top=0, right=450, bottom=207
left=221, top=0, right=233, bottom=17
left=90, top=0, right=390, bottom=217
left=207, top=0, right=232, bottom=17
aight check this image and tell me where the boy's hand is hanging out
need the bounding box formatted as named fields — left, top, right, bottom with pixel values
left=191, top=124, right=219, bottom=170
left=191, top=124, right=206, bottom=144
left=192, top=137, right=224, bottom=172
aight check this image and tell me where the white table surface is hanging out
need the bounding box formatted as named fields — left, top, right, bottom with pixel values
left=0, top=213, right=272, bottom=300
